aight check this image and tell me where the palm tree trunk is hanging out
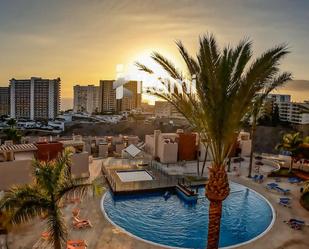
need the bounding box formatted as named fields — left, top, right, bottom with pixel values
left=201, top=145, right=209, bottom=176
left=54, top=238, right=62, bottom=249
left=207, top=200, right=223, bottom=249
left=197, top=151, right=200, bottom=176
left=289, top=157, right=294, bottom=173
left=248, top=115, right=257, bottom=178
left=227, top=157, right=231, bottom=172
left=205, top=165, right=230, bottom=249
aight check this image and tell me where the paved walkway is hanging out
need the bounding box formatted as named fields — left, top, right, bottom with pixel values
left=6, top=157, right=309, bottom=249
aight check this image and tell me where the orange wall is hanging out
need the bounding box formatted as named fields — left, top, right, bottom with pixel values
left=35, top=142, right=64, bottom=161
left=177, top=133, right=197, bottom=161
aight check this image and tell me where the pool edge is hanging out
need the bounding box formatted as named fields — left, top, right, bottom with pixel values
left=101, top=183, right=276, bottom=249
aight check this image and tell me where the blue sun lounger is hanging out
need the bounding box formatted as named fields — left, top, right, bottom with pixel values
left=253, top=175, right=264, bottom=183
left=275, top=186, right=290, bottom=195
left=279, top=197, right=291, bottom=207
left=266, top=183, right=278, bottom=189
left=289, top=219, right=305, bottom=225
left=288, top=177, right=301, bottom=184
left=284, top=218, right=306, bottom=230
left=257, top=175, right=264, bottom=183
left=252, top=175, right=259, bottom=181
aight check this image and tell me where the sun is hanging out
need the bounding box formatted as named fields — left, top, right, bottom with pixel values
left=124, top=49, right=183, bottom=105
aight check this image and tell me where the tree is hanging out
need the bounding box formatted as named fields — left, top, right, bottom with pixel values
left=136, top=34, right=290, bottom=249
left=3, top=128, right=22, bottom=143
left=247, top=77, right=291, bottom=178
left=271, top=104, right=280, bottom=126
left=7, top=119, right=16, bottom=128
left=0, top=148, right=102, bottom=249
left=3, top=118, right=21, bottom=143
left=276, top=132, right=303, bottom=172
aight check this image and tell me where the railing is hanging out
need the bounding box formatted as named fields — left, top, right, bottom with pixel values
left=102, top=165, right=117, bottom=191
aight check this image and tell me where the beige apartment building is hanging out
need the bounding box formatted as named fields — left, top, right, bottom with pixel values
left=99, top=80, right=117, bottom=113
left=145, top=130, right=179, bottom=163
left=0, top=87, right=10, bottom=116
left=10, top=77, right=60, bottom=120
left=99, top=80, right=141, bottom=113
left=117, top=80, right=142, bottom=112
left=73, top=85, right=100, bottom=114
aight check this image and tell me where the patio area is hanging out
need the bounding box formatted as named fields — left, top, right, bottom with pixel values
left=2, top=157, right=309, bottom=249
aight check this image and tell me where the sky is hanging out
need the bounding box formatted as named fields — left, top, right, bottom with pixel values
left=0, top=0, right=309, bottom=109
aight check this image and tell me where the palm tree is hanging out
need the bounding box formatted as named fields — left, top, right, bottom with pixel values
left=3, top=128, right=22, bottom=143
left=0, top=211, right=10, bottom=249
left=136, top=34, right=290, bottom=249
left=0, top=148, right=101, bottom=249
left=7, top=118, right=16, bottom=128
left=247, top=79, right=291, bottom=178
left=276, top=132, right=303, bottom=172
left=3, top=118, right=21, bottom=143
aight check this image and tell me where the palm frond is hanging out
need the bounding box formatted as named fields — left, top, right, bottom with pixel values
left=46, top=207, right=67, bottom=247
left=151, top=52, right=183, bottom=80
left=0, top=185, right=50, bottom=225
left=135, top=62, right=154, bottom=74
left=55, top=177, right=104, bottom=203
left=136, top=33, right=290, bottom=165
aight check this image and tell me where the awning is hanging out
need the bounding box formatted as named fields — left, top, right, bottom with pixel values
left=0, top=143, right=37, bottom=152
left=124, top=144, right=142, bottom=158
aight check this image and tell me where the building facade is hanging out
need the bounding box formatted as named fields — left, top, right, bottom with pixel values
left=117, top=81, right=142, bottom=112
left=73, top=85, right=100, bottom=114
left=154, top=101, right=183, bottom=119
left=266, top=94, right=309, bottom=125
left=0, top=87, right=10, bottom=116
left=10, top=77, right=60, bottom=120
left=99, top=80, right=141, bottom=113
left=99, top=80, right=117, bottom=113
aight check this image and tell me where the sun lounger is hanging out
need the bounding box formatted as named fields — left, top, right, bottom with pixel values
left=280, top=197, right=291, bottom=202
left=279, top=197, right=291, bottom=207
left=252, top=175, right=259, bottom=181
left=67, top=240, right=87, bottom=249
left=72, top=216, right=92, bottom=229
left=257, top=175, right=264, bottom=183
left=252, top=175, right=264, bottom=183
left=266, top=183, right=278, bottom=189
left=275, top=186, right=290, bottom=195
left=73, top=221, right=92, bottom=229
left=41, top=231, right=50, bottom=240
left=288, top=177, right=302, bottom=184
left=284, top=219, right=306, bottom=230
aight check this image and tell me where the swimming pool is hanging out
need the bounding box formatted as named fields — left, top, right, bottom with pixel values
left=102, top=182, right=274, bottom=249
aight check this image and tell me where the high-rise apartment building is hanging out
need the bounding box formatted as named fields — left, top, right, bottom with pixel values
left=10, top=77, right=60, bottom=120
left=0, top=87, right=10, bottom=116
left=73, top=85, right=100, bottom=114
left=99, top=80, right=117, bottom=113
left=265, top=94, right=309, bottom=125
left=98, top=80, right=141, bottom=113
left=117, top=81, right=142, bottom=112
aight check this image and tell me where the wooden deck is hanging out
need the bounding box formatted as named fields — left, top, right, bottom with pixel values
left=102, top=163, right=180, bottom=194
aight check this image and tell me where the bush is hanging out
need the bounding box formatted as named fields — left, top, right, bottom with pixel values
left=300, top=192, right=309, bottom=211
left=268, top=168, right=295, bottom=177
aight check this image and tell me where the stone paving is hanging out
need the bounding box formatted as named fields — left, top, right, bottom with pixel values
left=4, top=157, right=309, bottom=249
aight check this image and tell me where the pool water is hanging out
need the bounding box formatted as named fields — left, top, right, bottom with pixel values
left=102, top=182, right=274, bottom=249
